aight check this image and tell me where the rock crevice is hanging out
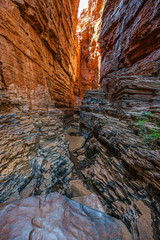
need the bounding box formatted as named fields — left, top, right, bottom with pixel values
left=0, top=0, right=160, bottom=239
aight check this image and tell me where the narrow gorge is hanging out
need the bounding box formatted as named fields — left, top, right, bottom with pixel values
left=0, top=0, right=160, bottom=239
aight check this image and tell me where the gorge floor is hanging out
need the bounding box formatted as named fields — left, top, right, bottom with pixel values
left=63, top=93, right=160, bottom=240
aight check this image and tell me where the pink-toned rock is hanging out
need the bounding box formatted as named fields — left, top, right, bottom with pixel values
left=73, top=193, right=105, bottom=213
left=0, top=192, right=132, bottom=240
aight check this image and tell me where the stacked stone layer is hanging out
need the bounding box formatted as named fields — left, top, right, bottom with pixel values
left=80, top=90, right=160, bottom=239
left=0, top=0, right=79, bottom=203
left=99, top=0, right=160, bottom=117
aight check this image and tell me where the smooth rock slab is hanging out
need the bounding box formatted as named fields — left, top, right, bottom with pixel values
left=72, top=193, right=105, bottom=213
left=0, top=193, right=132, bottom=240
left=66, top=135, right=85, bottom=152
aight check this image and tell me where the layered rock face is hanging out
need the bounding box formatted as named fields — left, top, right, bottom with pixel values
left=100, top=0, right=160, bottom=78
left=99, top=0, right=160, bottom=115
left=80, top=90, right=160, bottom=239
left=78, top=1, right=160, bottom=238
left=74, top=0, right=105, bottom=110
left=1, top=0, right=160, bottom=238
left=0, top=0, right=79, bottom=203
left=0, top=0, right=79, bottom=108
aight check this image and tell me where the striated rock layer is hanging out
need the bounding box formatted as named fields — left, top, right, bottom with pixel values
left=80, top=90, right=160, bottom=239
left=0, top=0, right=79, bottom=203
left=74, top=0, right=105, bottom=110
left=100, top=0, right=160, bottom=79
left=99, top=0, right=160, bottom=116
left=77, top=2, right=160, bottom=238
left=0, top=0, right=79, bottom=108
left=0, top=192, right=132, bottom=240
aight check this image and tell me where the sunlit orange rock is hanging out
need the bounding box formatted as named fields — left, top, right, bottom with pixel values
left=74, top=0, right=105, bottom=110
left=0, top=0, right=79, bottom=203
left=0, top=0, right=79, bottom=108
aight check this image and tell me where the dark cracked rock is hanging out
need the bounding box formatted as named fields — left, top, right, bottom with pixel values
left=79, top=90, right=160, bottom=239
left=0, top=192, right=132, bottom=240
left=0, top=105, right=72, bottom=204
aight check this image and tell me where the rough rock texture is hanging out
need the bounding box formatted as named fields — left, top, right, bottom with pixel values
left=100, top=0, right=160, bottom=80
left=0, top=192, right=132, bottom=240
left=104, top=75, right=160, bottom=117
left=74, top=0, right=105, bottom=110
left=0, top=101, right=72, bottom=203
left=99, top=0, right=160, bottom=115
left=0, top=0, right=80, bottom=203
left=0, top=0, right=79, bottom=108
left=80, top=90, right=160, bottom=239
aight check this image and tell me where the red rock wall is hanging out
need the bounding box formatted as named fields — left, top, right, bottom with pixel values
left=74, top=0, right=105, bottom=110
left=0, top=0, right=79, bottom=108
left=99, top=0, right=160, bottom=115
left=100, top=0, right=160, bottom=80
left=0, top=0, right=79, bottom=203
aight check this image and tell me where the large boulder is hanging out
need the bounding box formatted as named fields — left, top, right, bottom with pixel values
left=0, top=192, right=132, bottom=240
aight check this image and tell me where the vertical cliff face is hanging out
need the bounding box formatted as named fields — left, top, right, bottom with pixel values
left=74, top=0, right=105, bottom=110
left=0, top=0, right=79, bottom=108
left=100, top=0, right=160, bottom=78
left=79, top=1, right=160, bottom=238
left=0, top=0, right=79, bottom=203
left=99, top=0, right=160, bottom=115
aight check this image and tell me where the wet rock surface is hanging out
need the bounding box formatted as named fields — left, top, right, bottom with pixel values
left=0, top=192, right=132, bottom=240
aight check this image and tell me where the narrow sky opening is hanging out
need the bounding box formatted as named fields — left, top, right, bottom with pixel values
left=78, top=0, right=89, bottom=18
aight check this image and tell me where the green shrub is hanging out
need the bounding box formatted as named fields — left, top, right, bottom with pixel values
left=134, top=112, right=160, bottom=149
left=143, top=111, right=155, bottom=117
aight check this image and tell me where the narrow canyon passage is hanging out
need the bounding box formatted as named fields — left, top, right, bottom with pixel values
left=0, top=0, right=160, bottom=239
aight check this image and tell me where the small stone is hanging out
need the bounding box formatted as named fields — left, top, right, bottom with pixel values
left=66, top=135, right=85, bottom=152
left=67, top=180, right=90, bottom=198
left=115, top=188, right=125, bottom=200
left=77, top=148, right=86, bottom=154
left=77, top=155, right=86, bottom=161
left=135, top=200, right=154, bottom=240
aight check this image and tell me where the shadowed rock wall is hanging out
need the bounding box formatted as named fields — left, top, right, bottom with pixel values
left=80, top=90, right=160, bottom=239
left=99, top=0, right=160, bottom=115
left=79, top=1, right=160, bottom=238
left=0, top=0, right=79, bottom=203
left=100, top=0, right=160, bottom=80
